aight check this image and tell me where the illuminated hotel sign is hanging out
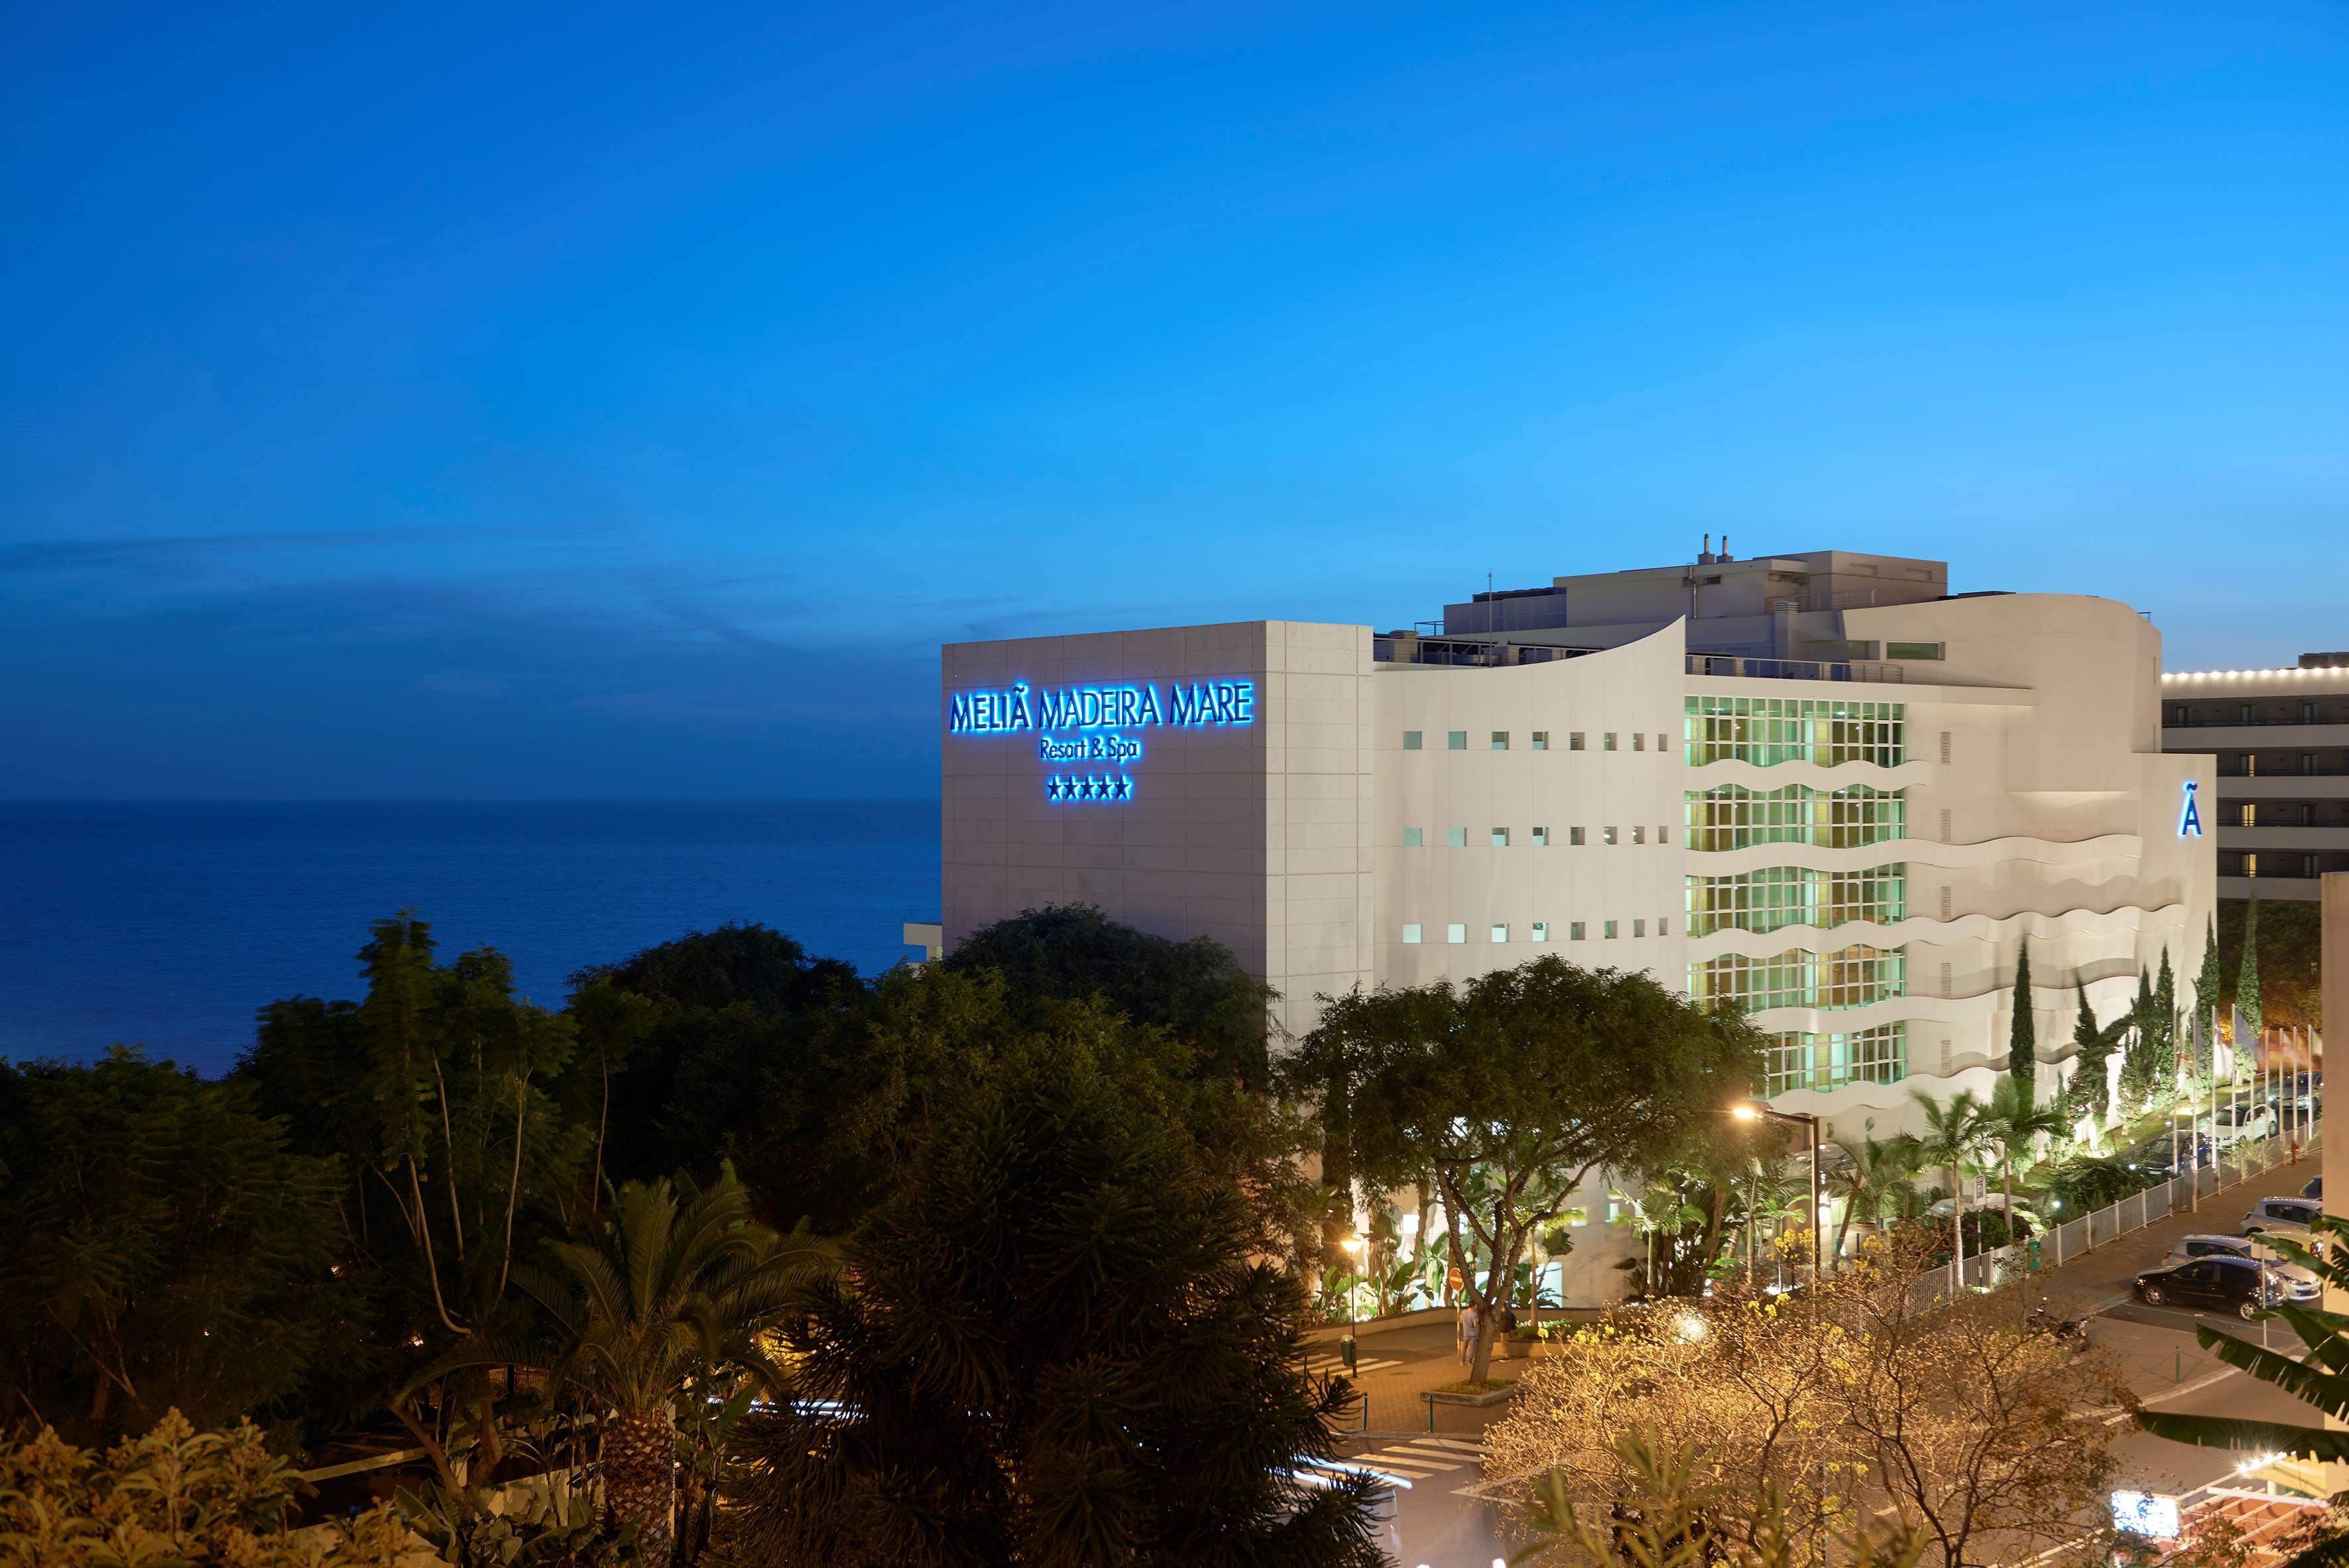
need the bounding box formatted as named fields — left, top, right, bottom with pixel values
left=2179, top=780, right=2204, bottom=839
left=947, top=678, right=1258, bottom=803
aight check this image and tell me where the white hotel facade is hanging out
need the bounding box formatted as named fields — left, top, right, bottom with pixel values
left=937, top=550, right=2216, bottom=1296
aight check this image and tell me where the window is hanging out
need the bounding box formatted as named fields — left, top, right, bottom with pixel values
left=1570, top=922, right=1587, bottom=941
left=1532, top=921, right=1550, bottom=941
left=1685, top=863, right=1908, bottom=936
left=2302, top=753, right=2317, bottom=774
left=1657, top=733, right=1667, bottom=751
left=2172, top=706, right=2187, bottom=725
left=2305, top=702, right=2318, bottom=723
left=1603, top=920, right=1619, bottom=939
left=2305, top=855, right=2322, bottom=878
left=1532, top=731, right=1550, bottom=751
left=1887, top=641, right=1945, bottom=661
left=1447, top=827, right=1467, bottom=847
left=1491, top=827, right=1510, bottom=847
left=1403, top=730, right=1423, bottom=751
left=2242, top=704, right=2255, bottom=723
left=1570, top=827, right=1586, bottom=845
left=1447, top=730, right=1468, bottom=751
left=1491, top=924, right=1510, bottom=943
left=1532, top=826, right=1549, bottom=846
left=1602, top=827, right=1618, bottom=845
left=1446, top=923, right=1467, bottom=943
left=1401, top=924, right=1422, bottom=943
left=1632, top=826, right=1646, bottom=844
left=1570, top=732, right=1586, bottom=751
left=1690, top=945, right=1907, bottom=1012
left=1565, top=1205, right=1588, bottom=1227
left=1402, top=827, right=1423, bottom=847
left=1632, top=919, right=1646, bottom=937
left=2241, top=804, right=2257, bottom=829
left=1633, top=733, right=1645, bottom=751
left=1658, top=825, right=1670, bottom=845
left=1939, top=730, right=1952, bottom=764
left=1657, top=917, right=1669, bottom=936
left=1685, top=783, right=1907, bottom=851
left=1762, top=1022, right=1908, bottom=1097
left=1492, top=731, right=1510, bottom=750
left=1683, top=696, right=1906, bottom=767
left=1604, top=732, right=1618, bottom=751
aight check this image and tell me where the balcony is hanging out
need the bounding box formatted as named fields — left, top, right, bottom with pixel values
left=1686, top=653, right=1905, bottom=684
left=1373, top=636, right=1597, bottom=668
left=2215, top=759, right=2349, bottom=778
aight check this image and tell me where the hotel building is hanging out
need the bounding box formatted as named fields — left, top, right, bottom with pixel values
left=937, top=550, right=2216, bottom=1293
left=2161, top=653, right=2349, bottom=900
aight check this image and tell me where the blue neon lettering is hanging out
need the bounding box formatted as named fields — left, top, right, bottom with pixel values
left=2179, top=780, right=2204, bottom=839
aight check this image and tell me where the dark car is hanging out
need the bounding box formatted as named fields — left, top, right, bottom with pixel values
left=2133, top=1256, right=2281, bottom=1320
left=2304, top=1175, right=2322, bottom=1201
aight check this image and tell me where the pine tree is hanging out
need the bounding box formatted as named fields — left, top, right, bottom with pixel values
left=2118, top=967, right=2157, bottom=1110
left=2067, top=985, right=2111, bottom=1122
left=2007, top=940, right=2035, bottom=1088
left=2153, top=946, right=2177, bottom=1089
left=2237, top=897, right=2263, bottom=1071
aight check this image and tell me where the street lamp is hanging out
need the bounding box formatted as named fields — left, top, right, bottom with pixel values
left=1734, top=1101, right=1825, bottom=1286
left=1339, top=1233, right=1366, bottom=1372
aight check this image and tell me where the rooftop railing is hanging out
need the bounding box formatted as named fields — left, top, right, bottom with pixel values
left=1685, top=654, right=1905, bottom=684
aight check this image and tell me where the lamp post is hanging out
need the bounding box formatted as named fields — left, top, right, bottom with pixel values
left=1339, top=1233, right=1365, bottom=1372
left=1734, top=1102, right=1825, bottom=1286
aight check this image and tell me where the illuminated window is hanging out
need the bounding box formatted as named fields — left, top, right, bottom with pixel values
left=1682, top=697, right=1907, bottom=766
left=1446, top=923, right=1467, bottom=943
left=2241, top=804, right=2257, bottom=829
left=1403, top=731, right=1423, bottom=750
left=1402, top=827, right=1423, bottom=847
left=1492, top=731, right=1510, bottom=750
left=1491, top=827, right=1510, bottom=847
left=1491, top=924, right=1510, bottom=943
left=1401, top=924, right=1422, bottom=943
left=1532, top=921, right=1550, bottom=941
left=1532, top=826, right=1549, bottom=846
left=1685, top=864, right=1907, bottom=936
left=1762, top=1022, right=1909, bottom=1096
left=1690, top=945, right=1906, bottom=1012
left=1447, top=827, right=1467, bottom=847
left=1532, top=731, right=1550, bottom=751
left=1685, top=784, right=1907, bottom=851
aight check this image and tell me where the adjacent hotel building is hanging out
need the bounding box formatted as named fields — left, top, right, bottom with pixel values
left=938, top=549, right=2216, bottom=1292
left=2161, top=653, right=2349, bottom=900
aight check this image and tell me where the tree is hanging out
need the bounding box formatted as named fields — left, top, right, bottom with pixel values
left=727, top=1046, right=1384, bottom=1567
left=2119, top=967, right=2159, bottom=1111
left=1983, top=1075, right=2068, bottom=1223
left=2194, top=915, right=2223, bottom=1095
left=2008, top=940, right=2035, bottom=1086
left=945, top=902, right=1280, bottom=1089
left=1827, top=1132, right=1920, bottom=1268
left=422, top=1165, right=819, bottom=1563
left=2237, top=897, right=2265, bottom=1063
left=2155, top=945, right=2179, bottom=1087
left=2218, top=898, right=2320, bottom=1030
left=1901, top=1091, right=1994, bottom=1277
left=1291, top=959, right=1762, bottom=1382
left=0, top=1048, right=362, bottom=1442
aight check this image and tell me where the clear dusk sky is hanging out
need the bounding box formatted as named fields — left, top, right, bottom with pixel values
left=5, top=2, right=2345, bottom=800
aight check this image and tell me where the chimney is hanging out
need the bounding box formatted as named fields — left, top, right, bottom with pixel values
left=1719, top=534, right=1732, bottom=562
left=1700, top=532, right=1713, bottom=566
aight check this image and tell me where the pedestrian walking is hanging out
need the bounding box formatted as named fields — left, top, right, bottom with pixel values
left=1455, top=1301, right=1479, bottom=1366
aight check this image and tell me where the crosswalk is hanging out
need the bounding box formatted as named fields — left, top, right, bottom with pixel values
left=1303, top=1351, right=1405, bottom=1378
left=1297, top=1435, right=1488, bottom=1492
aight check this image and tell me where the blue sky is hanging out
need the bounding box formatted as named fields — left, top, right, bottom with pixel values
left=4, top=1, right=2344, bottom=798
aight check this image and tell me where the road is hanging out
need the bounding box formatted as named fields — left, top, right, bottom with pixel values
left=1329, top=1143, right=2324, bottom=1567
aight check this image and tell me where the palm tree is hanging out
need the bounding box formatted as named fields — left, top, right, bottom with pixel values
left=1825, top=1132, right=1919, bottom=1267
left=1612, top=1180, right=1704, bottom=1297
left=1983, top=1075, right=2071, bottom=1227
left=1902, top=1090, right=1996, bottom=1285
left=422, top=1165, right=821, bottom=1563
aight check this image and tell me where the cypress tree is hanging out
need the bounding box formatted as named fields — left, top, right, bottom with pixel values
left=2119, top=966, right=2157, bottom=1109
left=2008, top=940, right=2035, bottom=1087
left=2153, top=945, right=2177, bottom=1088
left=2237, top=896, right=2264, bottom=1068
left=2068, top=983, right=2112, bottom=1122
left=2193, top=914, right=2222, bottom=1091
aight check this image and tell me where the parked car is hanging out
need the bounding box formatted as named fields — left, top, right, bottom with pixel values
left=2161, top=1235, right=2321, bottom=1300
left=2132, top=1256, right=2280, bottom=1319
left=2242, top=1196, right=2324, bottom=1237
left=2303, top=1175, right=2322, bottom=1201
left=2199, top=1103, right=2276, bottom=1148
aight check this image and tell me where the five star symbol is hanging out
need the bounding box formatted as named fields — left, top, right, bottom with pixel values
left=1043, top=773, right=1135, bottom=802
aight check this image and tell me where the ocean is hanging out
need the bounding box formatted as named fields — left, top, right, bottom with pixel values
left=0, top=800, right=941, bottom=1077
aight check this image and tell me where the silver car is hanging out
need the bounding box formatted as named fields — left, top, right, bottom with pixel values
left=2242, top=1196, right=2324, bottom=1239
left=2163, top=1234, right=2320, bottom=1300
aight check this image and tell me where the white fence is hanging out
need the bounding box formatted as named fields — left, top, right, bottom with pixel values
left=1917, top=1122, right=2319, bottom=1300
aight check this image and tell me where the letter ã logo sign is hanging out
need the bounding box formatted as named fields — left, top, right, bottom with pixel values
left=947, top=679, right=1257, bottom=804
left=2179, top=779, right=2204, bottom=839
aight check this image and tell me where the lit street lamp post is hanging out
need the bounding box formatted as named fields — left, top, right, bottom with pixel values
left=1734, top=1102, right=1825, bottom=1286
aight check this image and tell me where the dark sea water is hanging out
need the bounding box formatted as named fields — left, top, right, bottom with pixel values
left=0, top=800, right=941, bottom=1077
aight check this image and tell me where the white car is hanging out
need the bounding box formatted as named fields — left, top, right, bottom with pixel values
left=2242, top=1196, right=2324, bottom=1239
left=2200, top=1103, right=2276, bottom=1148
left=2162, top=1235, right=2321, bottom=1301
